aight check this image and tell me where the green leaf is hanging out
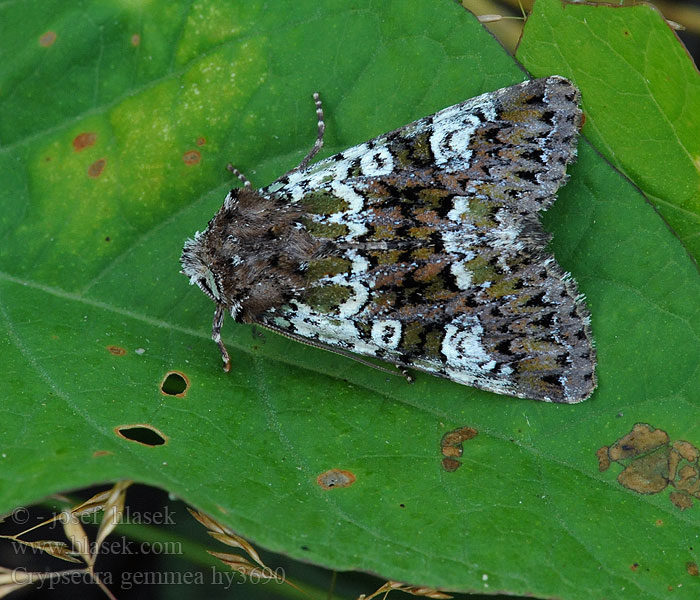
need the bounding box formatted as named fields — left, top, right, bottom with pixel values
left=517, top=0, right=700, bottom=264
left=1, top=1, right=699, bottom=599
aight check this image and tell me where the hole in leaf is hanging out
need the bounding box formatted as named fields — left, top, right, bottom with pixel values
left=316, top=469, right=355, bottom=490
left=160, top=371, right=189, bottom=397
left=116, top=425, right=167, bottom=447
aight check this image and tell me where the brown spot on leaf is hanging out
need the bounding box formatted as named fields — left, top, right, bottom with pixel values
left=441, top=445, right=462, bottom=458
left=674, top=440, right=699, bottom=462
left=440, top=426, right=478, bottom=471
left=669, top=446, right=682, bottom=480
left=596, top=446, right=611, bottom=471
left=39, top=31, right=57, bottom=47
left=687, top=562, right=699, bottom=576
left=608, top=423, right=669, bottom=461
left=106, top=345, right=126, bottom=356
left=441, top=427, right=477, bottom=449
left=670, top=491, right=693, bottom=510
left=630, top=563, right=639, bottom=571
left=678, top=464, right=699, bottom=481
left=160, top=371, right=189, bottom=397
left=617, top=446, right=670, bottom=494
left=317, top=469, right=355, bottom=490
left=601, top=424, right=700, bottom=511
left=93, top=450, right=112, bottom=458
left=196, top=137, right=206, bottom=146
left=677, top=478, right=700, bottom=497
left=88, top=158, right=106, bottom=178
left=131, top=33, right=140, bottom=46
left=655, top=519, right=664, bottom=526
left=182, top=150, right=201, bottom=165
left=73, top=132, right=97, bottom=152
left=441, top=458, right=461, bottom=472
left=116, top=424, right=167, bottom=447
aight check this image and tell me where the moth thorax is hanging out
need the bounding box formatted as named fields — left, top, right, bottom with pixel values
left=213, top=187, right=320, bottom=323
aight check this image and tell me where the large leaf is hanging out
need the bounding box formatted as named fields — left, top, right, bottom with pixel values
left=518, top=0, right=700, bottom=264
left=1, top=1, right=699, bottom=598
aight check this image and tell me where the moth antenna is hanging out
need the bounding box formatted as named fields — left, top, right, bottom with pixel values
left=212, top=303, right=232, bottom=372
left=295, top=92, right=325, bottom=171
left=226, top=163, right=252, bottom=188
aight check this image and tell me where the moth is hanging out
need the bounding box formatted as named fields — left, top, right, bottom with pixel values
left=181, top=76, right=596, bottom=403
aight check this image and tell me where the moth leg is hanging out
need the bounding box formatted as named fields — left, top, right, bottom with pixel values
left=226, top=163, right=252, bottom=188
left=212, top=303, right=231, bottom=372
left=396, top=366, right=414, bottom=384
left=295, top=92, right=325, bottom=171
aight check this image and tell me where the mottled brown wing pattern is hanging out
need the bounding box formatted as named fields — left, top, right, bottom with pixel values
left=262, top=77, right=594, bottom=402
left=182, top=77, right=596, bottom=402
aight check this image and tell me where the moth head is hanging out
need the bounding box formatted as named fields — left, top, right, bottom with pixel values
left=181, top=231, right=223, bottom=297
left=181, top=230, right=249, bottom=321
left=181, top=188, right=318, bottom=323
